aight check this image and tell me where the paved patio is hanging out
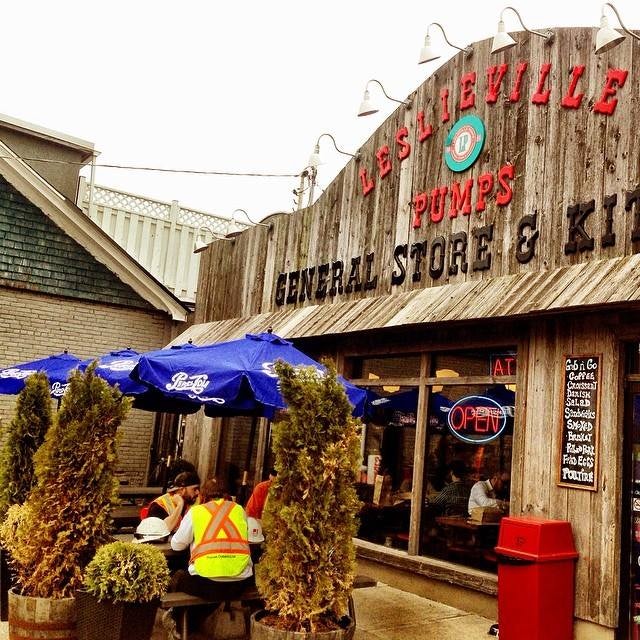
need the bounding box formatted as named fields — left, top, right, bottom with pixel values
left=0, top=582, right=498, bottom=639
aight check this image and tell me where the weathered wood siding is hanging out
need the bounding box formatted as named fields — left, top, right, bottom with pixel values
left=196, top=27, right=640, bottom=325
left=512, top=315, right=622, bottom=628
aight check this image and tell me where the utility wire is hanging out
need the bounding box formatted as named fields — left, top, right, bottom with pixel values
left=0, top=155, right=300, bottom=178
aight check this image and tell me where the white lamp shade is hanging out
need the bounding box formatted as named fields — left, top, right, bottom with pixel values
left=491, top=20, right=517, bottom=54
left=193, top=238, right=209, bottom=253
left=418, top=35, right=440, bottom=64
left=357, top=90, right=378, bottom=117
left=308, top=149, right=322, bottom=168
left=595, top=15, right=626, bottom=54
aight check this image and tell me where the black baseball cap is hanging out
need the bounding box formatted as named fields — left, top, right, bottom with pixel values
left=168, top=471, right=200, bottom=491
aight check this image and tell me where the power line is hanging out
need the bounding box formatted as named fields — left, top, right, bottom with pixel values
left=0, top=155, right=300, bottom=178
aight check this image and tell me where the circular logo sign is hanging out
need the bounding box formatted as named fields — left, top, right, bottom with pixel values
left=447, top=395, right=507, bottom=444
left=444, top=115, right=486, bottom=172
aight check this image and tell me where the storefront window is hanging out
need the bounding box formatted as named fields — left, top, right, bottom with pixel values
left=352, top=347, right=516, bottom=571
left=420, top=349, right=515, bottom=570
left=357, top=386, right=417, bottom=548
left=351, top=355, right=421, bottom=379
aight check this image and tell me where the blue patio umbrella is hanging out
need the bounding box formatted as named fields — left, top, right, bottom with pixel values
left=0, top=351, right=82, bottom=399
left=131, top=332, right=368, bottom=418
left=80, top=347, right=201, bottom=414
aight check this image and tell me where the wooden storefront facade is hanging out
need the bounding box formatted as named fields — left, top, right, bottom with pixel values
left=180, top=27, right=640, bottom=639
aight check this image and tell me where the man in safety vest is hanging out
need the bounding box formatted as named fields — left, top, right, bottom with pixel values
left=170, top=477, right=253, bottom=601
left=146, top=470, right=201, bottom=533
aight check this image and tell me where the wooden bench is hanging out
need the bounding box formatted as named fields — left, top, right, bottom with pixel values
left=161, top=575, right=375, bottom=639
left=160, top=583, right=263, bottom=640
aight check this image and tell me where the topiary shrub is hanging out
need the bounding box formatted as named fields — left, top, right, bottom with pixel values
left=0, top=372, right=53, bottom=519
left=83, top=541, right=170, bottom=603
left=255, top=360, right=361, bottom=633
left=0, top=363, right=131, bottom=598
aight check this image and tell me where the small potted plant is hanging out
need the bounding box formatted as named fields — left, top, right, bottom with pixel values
left=252, top=360, right=361, bottom=639
left=77, top=541, right=170, bottom=640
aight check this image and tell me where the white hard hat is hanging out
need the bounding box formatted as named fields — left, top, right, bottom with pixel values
left=247, top=517, right=264, bottom=543
left=134, top=517, right=170, bottom=543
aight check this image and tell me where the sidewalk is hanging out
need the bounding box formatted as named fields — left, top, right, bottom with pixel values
left=0, top=583, right=498, bottom=639
left=352, top=584, right=496, bottom=639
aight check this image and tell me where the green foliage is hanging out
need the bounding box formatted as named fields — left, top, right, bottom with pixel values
left=83, top=541, right=170, bottom=603
left=0, top=373, right=53, bottom=519
left=256, top=360, right=362, bottom=632
left=1, top=363, right=131, bottom=598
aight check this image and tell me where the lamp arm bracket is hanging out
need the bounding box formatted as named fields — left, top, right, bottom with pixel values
left=427, top=22, right=471, bottom=55
left=317, top=133, right=358, bottom=160
left=603, top=2, right=640, bottom=41
left=501, top=6, right=554, bottom=42
left=367, top=79, right=412, bottom=108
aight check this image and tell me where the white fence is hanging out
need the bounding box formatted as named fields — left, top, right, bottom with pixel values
left=77, top=178, right=247, bottom=303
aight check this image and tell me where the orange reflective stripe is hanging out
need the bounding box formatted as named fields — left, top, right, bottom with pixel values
left=202, top=501, right=235, bottom=541
left=190, top=501, right=249, bottom=564
left=153, top=493, right=177, bottom=515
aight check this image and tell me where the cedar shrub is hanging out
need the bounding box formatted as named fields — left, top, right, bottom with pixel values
left=256, top=360, right=361, bottom=632
left=83, top=541, right=170, bottom=603
left=0, top=372, right=53, bottom=519
left=1, top=363, right=131, bottom=598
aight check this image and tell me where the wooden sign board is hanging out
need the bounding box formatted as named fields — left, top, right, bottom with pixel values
left=558, top=355, right=601, bottom=491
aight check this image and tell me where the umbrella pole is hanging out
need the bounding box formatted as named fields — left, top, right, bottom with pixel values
left=237, top=416, right=258, bottom=506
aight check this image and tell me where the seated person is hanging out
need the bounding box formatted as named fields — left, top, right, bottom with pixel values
left=245, top=468, right=277, bottom=521
left=170, top=477, right=253, bottom=601
left=468, top=470, right=510, bottom=515
left=430, top=460, right=469, bottom=517
left=146, top=470, right=201, bottom=533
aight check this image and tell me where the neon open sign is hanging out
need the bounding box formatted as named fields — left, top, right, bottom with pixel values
left=447, top=395, right=507, bottom=444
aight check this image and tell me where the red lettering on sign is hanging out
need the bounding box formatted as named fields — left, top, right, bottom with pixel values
left=594, top=68, right=628, bottom=115
left=531, top=63, right=552, bottom=105
left=509, top=61, right=528, bottom=102
left=376, top=145, right=392, bottom=179
left=561, top=65, right=585, bottom=109
left=476, top=173, right=494, bottom=212
left=449, top=405, right=502, bottom=434
left=412, top=192, right=428, bottom=228
left=496, top=165, right=515, bottom=206
left=417, top=111, right=433, bottom=143
left=440, top=87, right=450, bottom=123
left=449, top=179, right=474, bottom=218
left=492, top=357, right=516, bottom=376
left=430, top=186, right=448, bottom=223
left=396, top=127, right=411, bottom=160
left=486, top=64, right=508, bottom=104
left=359, top=168, right=375, bottom=196
left=460, top=72, right=476, bottom=110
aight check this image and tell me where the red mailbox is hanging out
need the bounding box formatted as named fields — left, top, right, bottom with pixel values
left=495, top=516, right=578, bottom=640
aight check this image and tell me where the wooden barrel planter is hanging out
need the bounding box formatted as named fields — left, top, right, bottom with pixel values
left=8, top=589, right=77, bottom=640
left=250, top=610, right=355, bottom=640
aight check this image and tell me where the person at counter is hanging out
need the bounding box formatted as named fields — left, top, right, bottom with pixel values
left=146, top=470, right=201, bottom=533
left=468, top=470, right=510, bottom=515
left=430, top=460, right=470, bottom=516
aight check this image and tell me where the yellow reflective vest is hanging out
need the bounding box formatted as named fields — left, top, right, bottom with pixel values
left=190, top=500, right=250, bottom=578
left=152, top=493, right=180, bottom=515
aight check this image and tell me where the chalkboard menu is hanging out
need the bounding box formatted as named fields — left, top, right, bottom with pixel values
left=558, top=354, right=601, bottom=490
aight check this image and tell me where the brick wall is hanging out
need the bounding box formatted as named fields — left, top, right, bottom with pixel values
left=0, top=287, right=179, bottom=484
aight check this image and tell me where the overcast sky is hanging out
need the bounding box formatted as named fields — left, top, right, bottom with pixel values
left=3, top=1, right=638, bottom=222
